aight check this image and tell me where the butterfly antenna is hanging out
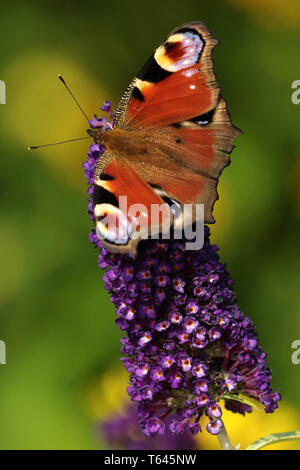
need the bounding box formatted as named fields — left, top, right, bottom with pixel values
left=58, top=74, right=90, bottom=124
left=28, top=136, right=92, bottom=150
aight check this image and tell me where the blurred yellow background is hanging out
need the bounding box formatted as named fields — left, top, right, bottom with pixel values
left=0, top=0, right=299, bottom=449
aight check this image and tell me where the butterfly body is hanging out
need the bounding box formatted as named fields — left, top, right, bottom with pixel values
left=103, top=128, right=149, bottom=157
left=91, top=22, right=241, bottom=255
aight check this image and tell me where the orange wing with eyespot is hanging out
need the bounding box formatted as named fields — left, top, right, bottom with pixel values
left=115, top=22, right=220, bottom=129
left=93, top=153, right=171, bottom=254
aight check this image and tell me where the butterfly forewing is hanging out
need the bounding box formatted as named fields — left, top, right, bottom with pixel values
left=115, top=22, right=220, bottom=129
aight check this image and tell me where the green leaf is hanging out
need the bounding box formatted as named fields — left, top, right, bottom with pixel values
left=221, top=393, right=263, bottom=410
left=246, top=431, right=300, bottom=450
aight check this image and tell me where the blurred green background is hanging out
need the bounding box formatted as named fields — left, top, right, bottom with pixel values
left=0, top=0, right=299, bottom=449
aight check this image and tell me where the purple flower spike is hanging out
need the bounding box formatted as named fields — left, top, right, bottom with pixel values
left=84, top=102, right=281, bottom=439
left=101, top=404, right=197, bottom=450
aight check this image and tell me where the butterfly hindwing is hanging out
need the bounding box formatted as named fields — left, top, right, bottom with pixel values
left=93, top=153, right=171, bottom=254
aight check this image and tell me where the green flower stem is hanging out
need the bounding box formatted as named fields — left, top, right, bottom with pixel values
left=217, top=425, right=237, bottom=450
left=246, top=431, right=300, bottom=450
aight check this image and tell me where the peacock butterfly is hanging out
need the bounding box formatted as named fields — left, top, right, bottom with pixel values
left=88, top=22, right=241, bottom=255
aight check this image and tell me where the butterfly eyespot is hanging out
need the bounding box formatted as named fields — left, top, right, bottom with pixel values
left=97, top=212, right=108, bottom=222
left=175, top=137, right=182, bottom=144
left=191, top=108, right=215, bottom=126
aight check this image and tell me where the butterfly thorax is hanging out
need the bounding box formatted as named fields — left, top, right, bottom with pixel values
left=103, top=128, right=148, bottom=157
left=88, top=127, right=147, bottom=157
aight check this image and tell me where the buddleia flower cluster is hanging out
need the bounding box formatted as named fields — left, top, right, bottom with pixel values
left=83, top=102, right=281, bottom=438
left=101, top=404, right=196, bottom=450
